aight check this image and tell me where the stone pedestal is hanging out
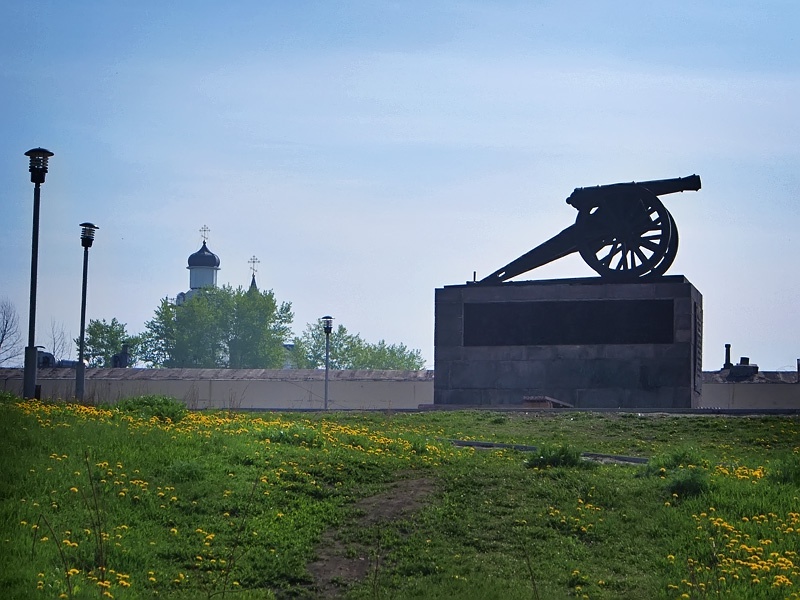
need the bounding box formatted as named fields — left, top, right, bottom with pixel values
left=434, top=276, right=702, bottom=409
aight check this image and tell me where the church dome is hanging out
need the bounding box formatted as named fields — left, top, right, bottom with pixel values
left=188, top=241, right=220, bottom=268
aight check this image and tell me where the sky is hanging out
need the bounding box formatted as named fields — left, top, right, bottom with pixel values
left=1, top=1, right=798, bottom=370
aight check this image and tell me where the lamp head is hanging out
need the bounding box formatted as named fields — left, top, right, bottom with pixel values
left=322, top=315, right=334, bottom=335
left=80, top=222, right=99, bottom=248
left=25, top=148, right=54, bottom=184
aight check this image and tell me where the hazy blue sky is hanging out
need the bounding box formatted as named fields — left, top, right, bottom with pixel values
left=2, top=1, right=798, bottom=369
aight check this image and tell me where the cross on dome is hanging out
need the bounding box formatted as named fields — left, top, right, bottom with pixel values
left=248, top=255, right=260, bottom=276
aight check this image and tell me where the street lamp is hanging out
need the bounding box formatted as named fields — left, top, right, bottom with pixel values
left=22, top=147, right=54, bottom=399
left=322, top=315, right=333, bottom=410
left=75, top=223, right=98, bottom=401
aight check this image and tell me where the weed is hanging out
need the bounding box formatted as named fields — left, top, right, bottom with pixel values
left=164, top=460, right=206, bottom=483
left=3, top=398, right=800, bottom=599
left=113, top=394, right=188, bottom=423
left=524, top=444, right=582, bottom=469
left=768, top=453, right=800, bottom=485
left=665, top=467, right=710, bottom=499
left=259, top=424, right=321, bottom=447
left=645, top=446, right=706, bottom=474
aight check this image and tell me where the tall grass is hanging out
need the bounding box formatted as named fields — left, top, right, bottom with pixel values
left=1, top=392, right=799, bottom=599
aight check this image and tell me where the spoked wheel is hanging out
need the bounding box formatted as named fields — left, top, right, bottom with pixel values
left=644, top=212, right=678, bottom=278
left=576, top=186, right=676, bottom=281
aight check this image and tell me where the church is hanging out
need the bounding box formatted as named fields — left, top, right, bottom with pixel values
left=175, top=226, right=259, bottom=305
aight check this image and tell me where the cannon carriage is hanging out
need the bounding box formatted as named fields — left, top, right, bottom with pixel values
left=478, top=174, right=701, bottom=284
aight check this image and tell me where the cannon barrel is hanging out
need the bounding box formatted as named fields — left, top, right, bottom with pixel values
left=636, top=174, right=701, bottom=196
left=568, top=174, right=701, bottom=207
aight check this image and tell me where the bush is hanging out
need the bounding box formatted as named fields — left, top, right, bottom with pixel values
left=114, top=395, right=187, bottom=423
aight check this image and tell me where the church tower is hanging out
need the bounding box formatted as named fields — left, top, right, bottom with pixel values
left=188, top=242, right=220, bottom=289
left=177, top=225, right=220, bottom=305
left=248, top=255, right=260, bottom=292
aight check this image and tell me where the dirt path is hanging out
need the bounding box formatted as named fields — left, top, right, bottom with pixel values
left=305, top=477, right=437, bottom=598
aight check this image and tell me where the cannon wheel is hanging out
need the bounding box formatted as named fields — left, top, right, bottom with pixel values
left=645, top=212, right=678, bottom=278
left=576, top=187, right=675, bottom=280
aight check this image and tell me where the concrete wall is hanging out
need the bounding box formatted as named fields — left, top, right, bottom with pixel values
left=3, top=368, right=799, bottom=412
left=434, top=276, right=703, bottom=409
left=699, top=382, right=800, bottom=410
left=0, top=368, right=434, bottom=411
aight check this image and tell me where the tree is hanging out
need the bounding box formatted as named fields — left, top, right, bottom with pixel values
left=46, top=319, right=72, bottom=362
left=78, top=318, right=142, bottom=367
left=292, top=319, right=426, bottom=370
left=351, top=339, right=426, bottom=370
left=141, top=285, right=293, bottom=368
left=228, top=286, right=294, bottom=368
left=0, top=298, right=22, bottom=366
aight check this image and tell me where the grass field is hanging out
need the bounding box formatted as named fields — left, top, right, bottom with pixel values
left=1, top=391, right=799, bottom=599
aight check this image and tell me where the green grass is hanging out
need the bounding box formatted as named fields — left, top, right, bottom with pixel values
left=1, top=391, right=799, bottom=599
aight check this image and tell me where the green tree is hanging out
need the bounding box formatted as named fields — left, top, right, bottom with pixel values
left=142, top=285, right=293, bottom=368
left=351, top=339, right=426, bottom=370
left=140, top=299, right=176, bottom=367
left=78, top=318, right=142, bottom=367
left=292, top=319, right=426, bottom=370
left=228, top=286, right=293, bottom=368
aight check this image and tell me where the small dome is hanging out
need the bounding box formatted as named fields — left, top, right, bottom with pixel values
left=187, top=241, right=220, bottom=268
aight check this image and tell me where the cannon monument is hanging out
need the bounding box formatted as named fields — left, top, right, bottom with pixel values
left=434, top=175, right=704, bottom=409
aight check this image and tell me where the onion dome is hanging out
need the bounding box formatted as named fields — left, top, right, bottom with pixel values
left=187, top=241, right=220, bottom=268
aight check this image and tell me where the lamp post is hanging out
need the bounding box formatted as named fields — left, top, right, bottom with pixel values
left=322, top=315, right=333, bottom=410
left=22, top=148, right=54, bottom=399
left=75, top=223, right=98, bottom=401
